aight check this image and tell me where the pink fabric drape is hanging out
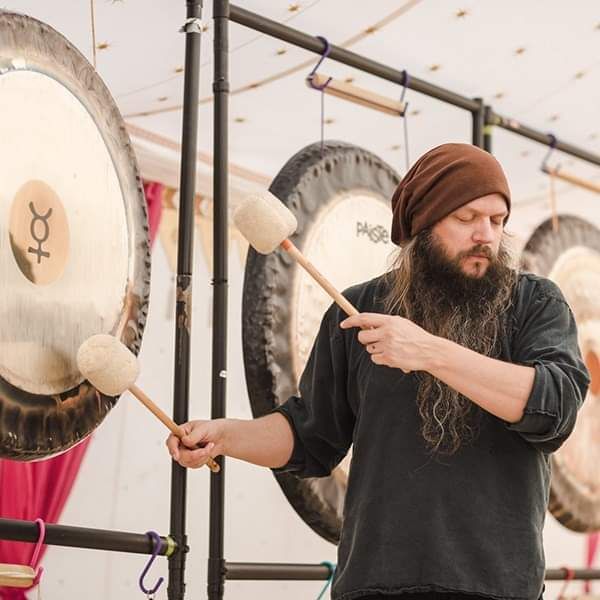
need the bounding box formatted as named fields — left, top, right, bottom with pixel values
left=0, top=182, right=164, bottom=598
left=0, top=440, right=91, bottom=599
left=143, top=181, right=164, bottom=246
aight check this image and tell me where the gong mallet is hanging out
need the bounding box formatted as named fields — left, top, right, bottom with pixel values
left=233, top=191, right=359, bottom=317
left=77, top=334, right=220, bottom=473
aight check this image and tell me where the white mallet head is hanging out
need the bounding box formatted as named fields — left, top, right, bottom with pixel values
left=233, top=190, right=297, bottom=254
left=77, top=334, right=139, bottom=396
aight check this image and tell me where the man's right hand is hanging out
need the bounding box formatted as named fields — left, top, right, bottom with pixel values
left=166, top=419, right=227, bottom=469
left=165, top=412, right=295, bottom=470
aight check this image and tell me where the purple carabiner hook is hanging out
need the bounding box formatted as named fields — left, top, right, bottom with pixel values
left=541, top=133, right=558, bottom=173
left=138, top=531, right=164, bottom=596
left=307, top=35, right=332, bottom=91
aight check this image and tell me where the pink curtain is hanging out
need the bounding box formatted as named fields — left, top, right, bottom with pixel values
left=0, top=182, right=164, bottom=598
left=0, top=441, right=90, bottom=599
left=144, top=181, right=164, bottom=246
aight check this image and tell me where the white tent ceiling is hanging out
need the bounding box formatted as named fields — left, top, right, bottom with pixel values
left=3, top=0, right=600, bottom=211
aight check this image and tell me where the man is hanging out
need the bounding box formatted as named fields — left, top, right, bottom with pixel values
left=167, top=143, right=590, bottom=600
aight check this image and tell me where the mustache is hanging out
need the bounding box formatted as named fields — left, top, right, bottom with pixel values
left=456, top=244, right=494, bottom=261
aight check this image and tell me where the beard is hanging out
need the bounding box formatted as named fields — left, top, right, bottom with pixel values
left=402, top=229, right=518, bottom=455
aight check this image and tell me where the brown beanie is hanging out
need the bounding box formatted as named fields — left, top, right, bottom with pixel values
left=391, top=143, right=511, bottom=246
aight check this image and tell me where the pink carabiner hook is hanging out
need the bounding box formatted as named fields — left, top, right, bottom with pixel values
left=29, top=518, right=46, bottom=587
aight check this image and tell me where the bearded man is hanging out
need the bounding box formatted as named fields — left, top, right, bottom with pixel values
left=167, top=143, right=590, bottom=600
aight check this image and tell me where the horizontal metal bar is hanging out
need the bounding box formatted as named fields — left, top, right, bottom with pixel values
left=3, top=521, right=592, bottom=583
left=0, top=518, right=176, bottom=556
left=489, top=111, right=600, bottom=167
left=225, top=562, right=332, bottom=581
left=228, top=4, right=479, bottom=112
left=546, top=568, right=600, bottom=581
left=225, top=561, right=600, bottom=582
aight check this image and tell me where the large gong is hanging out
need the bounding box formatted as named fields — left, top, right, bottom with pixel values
left=521, top=215, right=600, bottom=532
left=0, top=13, right=150, bottom=459
left=243, top=141, right=399, bottom=543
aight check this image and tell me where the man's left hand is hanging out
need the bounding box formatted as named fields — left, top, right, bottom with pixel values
left=340, top=313, right=438, bottom=373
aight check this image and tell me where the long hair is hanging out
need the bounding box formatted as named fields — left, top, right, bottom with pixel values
left=382, top=229, right=518, bottom=454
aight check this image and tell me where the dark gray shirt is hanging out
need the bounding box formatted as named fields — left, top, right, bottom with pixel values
left=273, top=272, right=590, bottom=600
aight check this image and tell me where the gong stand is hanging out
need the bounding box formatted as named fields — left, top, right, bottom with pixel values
left=205, top=2, right=600, bottom=598
left=167, top=1, right=205, bottom=599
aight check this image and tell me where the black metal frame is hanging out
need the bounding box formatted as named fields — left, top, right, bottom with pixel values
left=168, top=1, right=205, bottom=599
left=1, top=3, right=600, bottom=600
left=208, top=1, right=229, bottom=598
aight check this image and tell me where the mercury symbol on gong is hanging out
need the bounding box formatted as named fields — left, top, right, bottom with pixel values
left=9, top=179, right=70, bottom=286
left=27, top=201, right=53, bottom=264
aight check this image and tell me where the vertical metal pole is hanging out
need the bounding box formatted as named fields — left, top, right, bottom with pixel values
left=208, top=1, right=229, bottom=599
left=169, top=2, right=203, bottom=599
left=483, top=105, right=493, bottom=153
left=472, top=97, right=484, bottom=149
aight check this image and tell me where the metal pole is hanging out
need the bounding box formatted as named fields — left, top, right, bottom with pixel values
left=223, top=561, right=600, bottom=583
left=489, top=110, right=600, bottom=167
left=229, top=5, right=479, bottom=112
left=169, top=2, right=203, bottom=599
left=225, top=562, right=332, bottom=580
left=546, top=568, right=600, bottom=581
left=472, top=97, right=484, bottom=148
left=0, top=518, right=176, bottom=556
left=483, top=105, right=493, bottom=153
left=208, top=1, right=229, bottom=599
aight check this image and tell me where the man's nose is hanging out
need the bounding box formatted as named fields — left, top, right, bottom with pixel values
left=472, top=219, right=495, bottom=244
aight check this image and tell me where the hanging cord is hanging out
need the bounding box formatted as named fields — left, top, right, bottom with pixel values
left=549, top=169, right=559, bottom=233
left=399, top=70, right=411, bottom=171
left=541, top=133, right=560, bottom=233
left=320, top=86, right=326, bottom=157
left=556, top=566, right=575, bottom=599
left=585, top=532, right=599, bottom=594
left=89, top=0, right=97, bottom=69
left=306, top=36, right=333, bottom=157
left=316, top=561, right=336, bottom=599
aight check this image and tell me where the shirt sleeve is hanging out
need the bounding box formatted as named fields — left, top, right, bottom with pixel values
left=271, top=304, right=355, bottom=478
left=507, top=280, right=590, bottom=453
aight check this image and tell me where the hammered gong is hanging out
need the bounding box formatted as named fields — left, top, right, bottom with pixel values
left=242, top=141, right=399, bottom=543
left=0, top=12, right=150, bottom=460
left=521, top=215, right=600, bottom=532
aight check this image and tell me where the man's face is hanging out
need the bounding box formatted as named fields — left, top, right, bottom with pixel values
left=430, top=193, right=509, bottom=278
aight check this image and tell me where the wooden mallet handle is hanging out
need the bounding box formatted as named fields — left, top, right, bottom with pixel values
left=544, top=166, right=600, bottom=194
left=129, top=384, right=220, bottom=473
left=280, top=239, right=359, bottom=317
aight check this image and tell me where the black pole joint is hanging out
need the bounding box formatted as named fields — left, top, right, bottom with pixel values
left=167, top=534, right=190, bottom=600
left=213, top=80, right=230, bottom=93
left=207, top=557, right=227, bottom=597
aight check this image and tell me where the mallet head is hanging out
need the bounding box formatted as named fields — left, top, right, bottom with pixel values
left=233, top=190, right=297, bottom=254
left=77, top=334, right=139, bottom=396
